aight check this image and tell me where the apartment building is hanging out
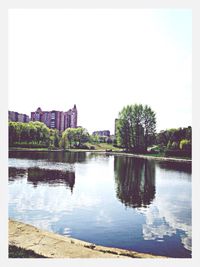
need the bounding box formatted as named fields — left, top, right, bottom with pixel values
left=92, top=130, right=110, bottom=137
left=9, top=111, right=30, bottom=123
left=31, top=105, right=77, bottom=131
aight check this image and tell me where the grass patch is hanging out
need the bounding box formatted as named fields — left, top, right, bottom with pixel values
left=9, top=147, right=50, bottom=151
left=9, top=143, right=122, bottom=152
left=9, top=245, right=47, bottom=258
left=84, top=142, right=122, bottom=151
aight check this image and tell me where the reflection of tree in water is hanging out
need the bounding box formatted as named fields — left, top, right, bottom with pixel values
left=9, top=166, right=75, bottom=192
left=9, top=151, right=86, bottom=164
left=48, top=151, right=86, bottom=164
left=27, top=168, right=75, bottom=192
left=114, top=157, right=156, bottom=208
left=158, top=161, right=191, bottom=174
left=9, top=167, right=27, bottom=181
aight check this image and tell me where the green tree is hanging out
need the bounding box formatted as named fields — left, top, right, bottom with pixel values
left=116, top=104, right=156, bottom=152
left=74, top=128, right=89, bottom=147
left=60, top=127, right=89, bottom=149
left=60, top=130, right=68, bottom=149
left=180, top=139, right=191, bottom=151
left=90, top=134, right=100, bottom=144
left=156, top=126, right=192, bottom=152
left=143, top=105, right=156, bottom=150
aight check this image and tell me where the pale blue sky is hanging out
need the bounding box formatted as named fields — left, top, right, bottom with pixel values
left=8, top=9, right=192, bottom=134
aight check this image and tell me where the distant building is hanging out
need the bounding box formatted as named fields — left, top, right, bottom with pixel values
left=31, top=105, right=77, bottom=131
left=9, top=111, right=29, bottom=123
left=92, top=130, right=110, bottom=137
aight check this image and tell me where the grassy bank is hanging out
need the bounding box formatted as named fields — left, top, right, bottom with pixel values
left=9, top=143, right=191, bottom=162
left=9, top=142, right=122, bottom=152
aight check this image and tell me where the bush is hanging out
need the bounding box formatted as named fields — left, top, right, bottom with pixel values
left=48, top=144, right=55, bottom=150
left=106, top=138, right=113, bottom=144
left=11, top=142, right=48, bottom=148
left=131, top=147, right=146, bottom=154
left=165, top=149, right=191, bottom=158
left=171, top=141, right=179, bottom=150
left=147, top=149, right=159, bottom=154
left=180, top=139, right=191, bottom=151
left=74, top=144, right=89, bottom=149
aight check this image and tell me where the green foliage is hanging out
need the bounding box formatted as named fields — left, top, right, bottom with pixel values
left=116, top=104, right=156, bottom=152
left=60, top=127, right=89, bottom=149
left=171, top=141, right=179, bottom=150
left=167, top=140, right=171, bottom=149
left=9, top=121, right=61, bottom=149
left=9, top=122, right=92, bottom=150
left=156, top=127, right=192, bottom=153
left=9, top=245, right=47, bottom=258
left=90, top=134, right=100, bottom=144
left=165, top=149, right=191, bottom=158
left=180, top=139, right=191, bottom=151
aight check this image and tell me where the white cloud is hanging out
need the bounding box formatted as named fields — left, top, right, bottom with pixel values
left=141, top=187, right=191, bottom=252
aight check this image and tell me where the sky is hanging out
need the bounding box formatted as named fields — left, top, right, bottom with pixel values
left=8, top=9, right=192, bottom=134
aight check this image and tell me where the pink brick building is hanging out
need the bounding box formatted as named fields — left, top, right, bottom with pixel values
left=31, top=105, right=77, bottom=131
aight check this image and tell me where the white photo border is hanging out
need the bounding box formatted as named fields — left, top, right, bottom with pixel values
left=0, top=1, right=199, bottom=267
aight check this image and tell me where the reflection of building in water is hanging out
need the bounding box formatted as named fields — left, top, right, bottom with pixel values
left=114, top=157, right=155, bottom=208
left=27, top=168, right=75, bottom=192
left=9, top=167, right=75, bottom=192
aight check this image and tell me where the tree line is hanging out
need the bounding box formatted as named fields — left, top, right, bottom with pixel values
left=9, top=104, right=192, bottom=158
left=115, top=104, right=191, bottom=157
left=9, top=121, right=60, bottom=148
left=9, top=121, right=91, bottom=149
left=155, top=127, right=191, bottom=157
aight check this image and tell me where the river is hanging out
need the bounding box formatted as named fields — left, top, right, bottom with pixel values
left=8, top=151, right=192, bottom=258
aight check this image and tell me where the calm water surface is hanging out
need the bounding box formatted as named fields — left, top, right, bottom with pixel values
left=9, top=151, right=192, bottom=258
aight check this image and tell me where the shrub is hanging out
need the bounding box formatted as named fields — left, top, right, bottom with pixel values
left=11, top=142, right=48, bottom=148
left=180, top=139, right=191, bottom=151
left=74, top=144, right=89, bottom=149
left=165, top=149, right=191, bottom=158
left=171, top=141, right=179, bottom=150
left=147, top=149, right=158, bottom=154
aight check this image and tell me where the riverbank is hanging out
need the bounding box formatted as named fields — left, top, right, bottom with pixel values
left=9, top=219, right=166, bottom=258
left=9, top=147, right=191, bottom=163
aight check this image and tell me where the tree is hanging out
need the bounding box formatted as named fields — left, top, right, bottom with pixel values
left=90, top=134, right=100, bottom=144
left=74, top=128, right=89, bottom=147
left=116, top=104, right=156, bottom=152
left=60, top=127, right=89, bottom=149
left=9, top=122, right=18, bottom=145
left=60, top=130, right=68, bottom=149
left=9, top=121, right=51, bottom=147
left=143, top=105, right=156, bottom=150
left=179, top=139, right=191, bottom=151
left=156, top=126, right=192, bottom=152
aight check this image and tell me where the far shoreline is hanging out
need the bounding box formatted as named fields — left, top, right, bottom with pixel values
left=9, top=147, right=192, bottom=164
